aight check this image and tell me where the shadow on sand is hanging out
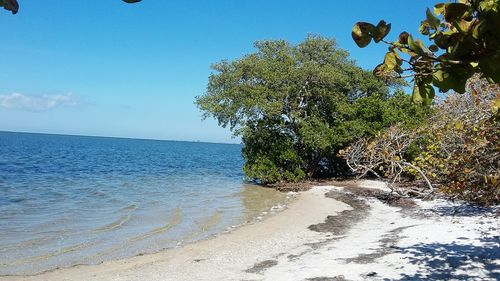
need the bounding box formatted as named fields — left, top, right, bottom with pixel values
left=397, top=238, right=500, bottom=280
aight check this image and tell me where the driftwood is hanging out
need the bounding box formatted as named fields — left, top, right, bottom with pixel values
left=341, top=126, right=434, bottom=198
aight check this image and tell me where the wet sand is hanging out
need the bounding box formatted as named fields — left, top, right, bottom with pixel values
left=2, top=181, right=499, bottom=281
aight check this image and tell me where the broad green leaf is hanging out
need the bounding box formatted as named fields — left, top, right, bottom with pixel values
left=429, top=44, right=439, bottom=52
left=352, top=22, right=374, bottom=48
left=398, top=32, right=409, bottom=44
left=449, top=70, right=468, bottom=94
left=408, top=35, right=419, bottom=53
left=417, top=40, right=432, bottom=55
left=444, top=3, right=469, bottom=22
left=433, top=32, right=449, bottom=49
left=479, top=52, right=500, bottom=83
left=384, top=52, right=398, bottom=69
left=373, top=62, right=389, bottom=77
left=426, top=8, right=440, bottom=29
left=448, top=35, right=477, bottom=59
left=408, top=35, right=430, bottom=55
left=419, top=22, right=431, bottom=35
left=434, top=3, right=445, bottom=15
left=432, top=68, right=469, bottom=94
left=418, top=83, right=435, bottom=106
left=412, top=84, right=423, bottom=103
left=372, top=20, right=391, bottom=43
left=432, top=69, right=453, bottom=92
left=471, top=22, right=481, bottom=39
left=479, top=0, right=497, bottom=11
left=0, top=0, right=18, bottom=14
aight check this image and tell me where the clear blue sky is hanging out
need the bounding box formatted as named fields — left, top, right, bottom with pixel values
left=0, top=0, right=436, bottom=143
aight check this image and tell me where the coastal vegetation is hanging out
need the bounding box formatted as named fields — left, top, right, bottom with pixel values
left=352, top=0, right=500, bottom=104
left=3, top=0, right=496, bottom=204
left=196, top=36, right=428, bottom=184
left=199, top=0, right=499, bottom=204
left=347, top=0, right=499, bottom=204
left=341, top=76, right=499, bottom=204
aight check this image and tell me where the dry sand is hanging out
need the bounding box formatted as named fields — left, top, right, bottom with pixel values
left=2, top=180, right=499, bottom=281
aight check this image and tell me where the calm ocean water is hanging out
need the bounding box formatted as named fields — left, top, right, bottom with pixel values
left=0, top=131, right=287, bottom=275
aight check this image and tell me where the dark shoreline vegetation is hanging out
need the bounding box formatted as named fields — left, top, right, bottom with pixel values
left=196, top=35, right=429, bottom=184
left=196, top=35, right=499, bottom=205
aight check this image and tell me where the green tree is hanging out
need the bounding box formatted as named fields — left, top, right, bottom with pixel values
left=0, top=0, right=141, bottom=15
left=197, top=35, right=426, bottom=184
left=352, top=0, right=500, bottom=105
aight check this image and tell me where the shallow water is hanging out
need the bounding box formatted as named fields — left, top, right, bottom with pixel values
left=0, top=132, right=287, bottom=275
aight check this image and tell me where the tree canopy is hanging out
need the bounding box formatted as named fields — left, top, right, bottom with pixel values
left=197, top=35, right=427, bottom=184
left=352, top=0, right=500, bottom=105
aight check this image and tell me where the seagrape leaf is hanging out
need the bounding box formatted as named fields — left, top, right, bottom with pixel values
left=352, top=22, right=375, bottom=48
left=0, top=0, right=18, bottom=14
left=426, top=8, right=440, bottom=29
left=382, top=51, right=402, bottom=74
left=412, top=84, right=423, bottom=103
left=432, top=69, right=454, bottom=92
left=479, top=52, right=500, bottom=83
left=434, top=3, right=445, bottom=15
left=444, top=3, right=469, bottom=22
left=373, top=62, right=389, bottom=77
left=418, top=83, right=435, bottom=106
left=433, top=32, right=449, bottom=49
left=407, top=35, right=431, bottom=55
left=471, top=22, right=482, bottom=39
left=372, top=20, right=391, bottom=43
left=419, top=21, right=431, bottom=35
left=408, top=35, right=419, bottom=54
left=408, top=35, right=432, bottom=56
left=398, top=32, right=409, bottom=44
left=432, top=68, right=469, bottom=94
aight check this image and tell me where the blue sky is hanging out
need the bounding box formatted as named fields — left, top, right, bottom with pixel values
left=0, top=0, right=436, bottom=143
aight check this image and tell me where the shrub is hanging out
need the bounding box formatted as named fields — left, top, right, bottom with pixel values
left=342, top=76, right=499, bottom=204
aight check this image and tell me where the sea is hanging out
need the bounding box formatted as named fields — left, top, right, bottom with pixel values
left=0, top=131, right=288, bottom=275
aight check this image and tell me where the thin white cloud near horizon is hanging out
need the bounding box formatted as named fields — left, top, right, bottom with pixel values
left=0, top=92, right=79, bottom=111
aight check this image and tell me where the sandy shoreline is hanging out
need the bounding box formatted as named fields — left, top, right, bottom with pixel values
left=2, top=180, right=499, bottom=281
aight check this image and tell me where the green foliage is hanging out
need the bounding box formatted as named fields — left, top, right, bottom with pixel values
left=0, top=0, right=18, bottom=14
left=352, top=0, right=500, bottom=104
left=197, top=35, right=427, bottom=184
left=0, top=0, right=140, bottom=14
left=410, top=78, right=499, bottom=204
left=343, top=76, right=499, bottom=204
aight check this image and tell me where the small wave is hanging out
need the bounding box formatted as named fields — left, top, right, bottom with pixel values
left=8, top=197, right=27, bottom=203
left=93, top=204, right=138, bottom=233
left=128, top=207, right=182, bottom=242
left=93, top=214, right=132, bottom=233
left=1, top=241, right=95, bottom=267
left=199, top=210, right=222, bottom=232
left=182, top=210, right=223, bottom=242
left=123, top=203, right=138, bottom=211
left=0, top=236, right=51, bottom=253
left=89, top=244, right=124, bottom=259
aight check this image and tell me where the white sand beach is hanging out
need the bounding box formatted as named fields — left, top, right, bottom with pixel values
left=2, top=180, right=499, bottom=281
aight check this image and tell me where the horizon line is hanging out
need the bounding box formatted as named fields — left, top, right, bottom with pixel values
left=0, top=130, right=241, bottom=145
